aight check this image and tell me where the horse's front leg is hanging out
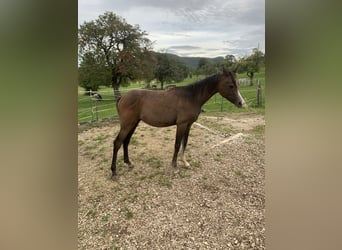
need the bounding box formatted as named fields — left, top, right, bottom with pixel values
left=181, top=124, right=192, bottom=168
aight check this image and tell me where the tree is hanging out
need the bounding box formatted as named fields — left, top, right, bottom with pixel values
left=197, top=59, right=220, bottom=76
left=238, top=48, right=265, bottom=85
left=154, top=53, right=188, bottom=89
left=139, top=49, right=158, bottom=86
left=198, top=58, right=209, bottom=69
left=154, top=53, right=171, bottom=90
left=78, top=52, right=111, bottom=92
left=223, top=54, right=237, bottom=68
left=78, top=11, right=156, bottom=101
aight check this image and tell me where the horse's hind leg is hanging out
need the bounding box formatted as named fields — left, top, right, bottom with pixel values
left=123, top=120, right=140, bottom=166
left=111, top=123, right=136, bottom=178
left=111, top=133, right=124, bottom=178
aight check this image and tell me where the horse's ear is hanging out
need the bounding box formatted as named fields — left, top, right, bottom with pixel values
left=233, top=65, right=239, bottom=73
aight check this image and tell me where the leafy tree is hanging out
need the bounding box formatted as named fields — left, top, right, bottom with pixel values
left=197, top=60, right=220, bottom=76
left=238, top=48, right=265, bottom=85
left=204, top=61, right=220, bottom=76
left=139, top=49, right=158, bottom=85
left=169, top=57, right=188, bottom=82
left=223, top=54, right=237, bottom=68
left=198, top=58, right=209, bottom=69
left=78, top=11, right=156, bottom=101
left=78, top=52, right=111, bottom=92
left=154, top=53, right=171, bottom=89
left=154, top=53, right=188, bottom=89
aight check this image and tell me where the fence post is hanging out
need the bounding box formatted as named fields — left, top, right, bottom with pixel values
left=257, top=80, right=262, bottom=107
left=89, top=89, right=94, bottom=121
left=95, top=99, right=99, bottom=121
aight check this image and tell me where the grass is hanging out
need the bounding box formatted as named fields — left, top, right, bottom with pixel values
left=139, top=175, right=147, bottom=181
left=146, top=157, right=162, bottom=168
left=251, top=124, right=265, bottom=138
left=130, top=137, right=139, bottom=145
left=86, top=210, right=95, bottom=217
left=234, top=169, right=247, bottom=179
left=84, top=145, right=97, bottom=151
left=93, top=134, right=109, bottom=143
left=78, top=68, right=265, bottom=123
left=179, top=171, right=191, bottom=178
left=160, top=177, right=173, bottom=188
left=110, top=242, right=120, bottom=250
left=214, top=156, right=222, bottom=162
left=162, top=180, right=172, bottom=188
left=190, top=160, right=201, bottom=168
left=124, top=206, right=133, bottom=220
left=121, top=194, right=138, bottom=203
left=101, top=214, right=109, bottom=222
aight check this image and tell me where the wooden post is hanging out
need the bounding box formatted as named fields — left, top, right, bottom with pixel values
left=95, top=99, right=99, bottom=121
left=90, top=89, right=94, bottom=122
left=257, top=80, right=262, bottom=107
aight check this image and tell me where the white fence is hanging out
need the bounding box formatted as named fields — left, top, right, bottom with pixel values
left=238, top=78, right=254, bottom=86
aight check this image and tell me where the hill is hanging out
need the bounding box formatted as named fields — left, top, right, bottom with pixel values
left=161, top=53, right=225, bottom=68
left=180, top=56, right=225, bottom=68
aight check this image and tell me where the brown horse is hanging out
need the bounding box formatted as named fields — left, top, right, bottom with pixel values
left=111, top=68, right=245, bottom=179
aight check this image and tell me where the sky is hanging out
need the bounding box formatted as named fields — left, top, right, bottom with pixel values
left=78, top=0, right=265, bottom=58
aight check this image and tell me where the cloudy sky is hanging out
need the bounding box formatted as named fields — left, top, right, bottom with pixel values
left=78, top=0, right=264, bottom=58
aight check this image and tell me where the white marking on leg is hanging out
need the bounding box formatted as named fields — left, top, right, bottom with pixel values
left=182, top=152, right=191, bottom=167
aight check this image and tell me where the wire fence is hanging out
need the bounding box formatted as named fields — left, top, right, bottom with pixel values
left=78, top=79, right=264, bottom=124
left=78, top=89, right=116, bottom=123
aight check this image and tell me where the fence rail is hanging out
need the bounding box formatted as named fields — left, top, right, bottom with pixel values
left=78, top=79, right=264, bottom=124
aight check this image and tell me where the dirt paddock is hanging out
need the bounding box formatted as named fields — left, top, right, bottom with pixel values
left=78, top=112, right=265, bottom=249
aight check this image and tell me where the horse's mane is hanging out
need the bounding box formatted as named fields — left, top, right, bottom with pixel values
left=178, top=73, right=220, bottom=96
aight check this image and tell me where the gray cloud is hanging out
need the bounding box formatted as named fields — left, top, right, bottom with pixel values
left=113, top=0, right=212, bottom=11
left=168, top=45, right=201, bottom=50
left=78, top=0, right=264, bottom=57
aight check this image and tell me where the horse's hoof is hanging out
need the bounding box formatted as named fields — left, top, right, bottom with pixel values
left=124, top=161, right=134, bottom=168
left=174, top=168, right=180, bottom=174
left=165, top=166, right=175, bottom=176
left=111, top=175, right=118, bottom=181
left=183, top=162, right=191, bottom=168
left=165, top=165, right=180, bottom=176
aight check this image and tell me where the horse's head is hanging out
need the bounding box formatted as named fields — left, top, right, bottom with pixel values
left=217, top=67, right=246, bottom=108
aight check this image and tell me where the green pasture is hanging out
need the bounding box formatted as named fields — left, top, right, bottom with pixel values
left=78, top=70, right=265, bottom=123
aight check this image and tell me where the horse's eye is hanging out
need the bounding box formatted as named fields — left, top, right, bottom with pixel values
left=228, top=84, right=234, bottom=89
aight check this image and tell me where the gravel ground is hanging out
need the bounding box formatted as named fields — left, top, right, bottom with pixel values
left=78, top=112, right=265, bottom=249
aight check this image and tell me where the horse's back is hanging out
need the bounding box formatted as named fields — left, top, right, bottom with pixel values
left=117, top=88, right=199, bottom=127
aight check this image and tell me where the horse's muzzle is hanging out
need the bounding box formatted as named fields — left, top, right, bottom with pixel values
left=236, top=91, right=247, bottom=108
left=236, top=100, right=248, bottom=108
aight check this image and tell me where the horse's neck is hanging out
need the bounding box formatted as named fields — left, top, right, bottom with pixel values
left=196, top=80, right=218, bottom=106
